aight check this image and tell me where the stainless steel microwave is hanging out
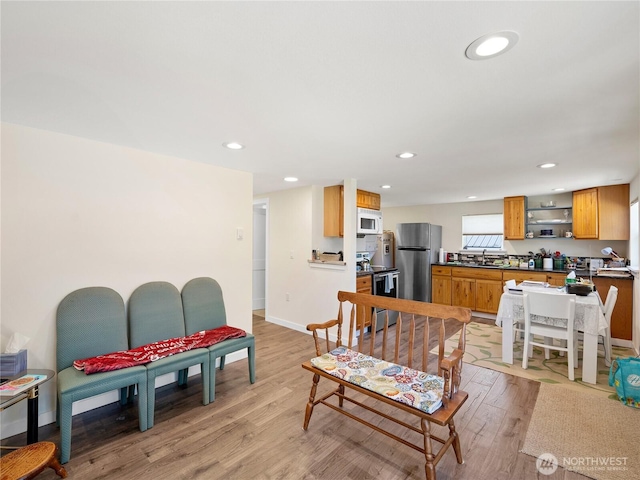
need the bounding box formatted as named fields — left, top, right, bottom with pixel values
left=357, top=208, right=383, bottom=235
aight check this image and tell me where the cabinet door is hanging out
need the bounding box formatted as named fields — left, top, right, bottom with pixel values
left=598, top=184, right=630, bottom=240
left=356, top=190, right=368, bottom=209
left=356, top=275, right=373, bottom=327
left=356, top=189, right=381, bottom=210
left=324, top=185, right=344, bottom=237
left=431, top=275, right=452, bottom=306
left=546, top=273, right=566, bottom=287
left=591, top=277, right=633, bottom=340
left=503, top=271, right=547, bottom=283
left=356, top=275, right=372, bottom=294
left=451, top=278, right=475, bottom=310
left=475, top=280, right=502, bottom=314
left=504, top=196, right=525, bottom=240
left=572, top=188, right=598, bottom=239
left=368, top=192, right=381, bottom=210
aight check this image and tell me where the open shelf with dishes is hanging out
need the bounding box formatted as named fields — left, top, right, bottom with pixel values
left=525, top=194, right=573, bottom=239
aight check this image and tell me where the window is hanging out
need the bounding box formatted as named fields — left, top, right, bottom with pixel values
left=462, top=214, right=504, bottom=251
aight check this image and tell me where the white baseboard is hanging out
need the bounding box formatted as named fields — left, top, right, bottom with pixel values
left=611, top=338, right=635, bottom=351
left=266, top=315, right=340, bottom=343
left=472, top=311, right=497, bottom=320
left=0, top=352, right=248, bottom=440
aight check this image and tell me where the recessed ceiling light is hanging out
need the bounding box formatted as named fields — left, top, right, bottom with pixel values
left=396, top=152, right=416, bottom=159
left=284, top=177, right=298, bottom=182
left=552, top=188, right=565, bottom=192
left=537, top=163, right=557, bottom=169
left=465, top=31, right=519, bottom=60
left=223, top=142, right=244, bottom=150
left=381, top=185, right=391, bottom=189
left=467, top=196, right=477, bottom=199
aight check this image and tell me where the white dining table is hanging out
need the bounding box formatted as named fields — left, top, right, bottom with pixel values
left=495, top=284, right=607, bottom=384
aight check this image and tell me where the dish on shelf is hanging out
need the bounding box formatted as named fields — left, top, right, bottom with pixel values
left=537, top=235, right=557, bottom=238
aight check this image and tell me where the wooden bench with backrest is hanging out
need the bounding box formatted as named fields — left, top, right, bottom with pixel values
left=301, top=291, right=472, bottom=480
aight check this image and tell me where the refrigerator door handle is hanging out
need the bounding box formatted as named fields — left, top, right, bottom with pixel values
left=397, top=247, right=427, bottom=251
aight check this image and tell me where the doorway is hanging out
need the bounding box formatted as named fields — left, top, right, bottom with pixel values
left=252, top=199, right=268, bottom=318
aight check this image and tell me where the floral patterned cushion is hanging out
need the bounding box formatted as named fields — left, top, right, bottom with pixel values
left=310, top=346, right=444, bottom=414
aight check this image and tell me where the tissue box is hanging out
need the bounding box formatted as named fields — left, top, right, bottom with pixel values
left=0, top=349, right=27, bottom=377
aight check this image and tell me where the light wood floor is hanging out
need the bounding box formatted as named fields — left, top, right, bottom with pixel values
left=2, top=314, right=589, bottom=480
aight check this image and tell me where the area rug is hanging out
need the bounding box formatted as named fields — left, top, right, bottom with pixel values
left=521, top=383, right=639, bottom=480
left=439, top=322, right=635, bottom=397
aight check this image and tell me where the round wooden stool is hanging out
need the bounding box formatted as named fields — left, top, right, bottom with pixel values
left=0, top=441, right=67, bottom=480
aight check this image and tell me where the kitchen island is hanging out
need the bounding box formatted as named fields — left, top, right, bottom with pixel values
left=432, top=263, right=634, bottom=340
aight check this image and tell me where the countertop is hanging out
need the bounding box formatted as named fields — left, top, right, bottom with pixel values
left=434, top=262, right=634, bottom=279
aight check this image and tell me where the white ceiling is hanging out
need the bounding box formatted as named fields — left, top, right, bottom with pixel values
left=2, top=1, right=639, bottom=207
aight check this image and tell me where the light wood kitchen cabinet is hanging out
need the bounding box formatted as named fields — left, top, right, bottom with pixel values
left=356, top=275, right=373, bottom=327
left=591, top=276, right=633, bottom=340
left=324, top=185, right=344, bottom=237
left=573, top=184, right=630, bottom=240
left=357, top=274, right=372, bottom=294
left=546, top=273, right=567, bottom=287
left=431, top=266, right=452, bottom=305
left=451, top=277, right=475, bottom=310
left=431, top=265, right=634, bottom=328
left=503, top=196, right=525, bottom=240
left=572, top=188, right=598, bottom=238
left=357, top=189, right=381, bottom=210
left=475, top=279, right=503, bottom=314
left=324, top=186, right=382, bottom=236
left=502, top=271, right=547, bottom=283
left=451, top=267, right=503, bottom=313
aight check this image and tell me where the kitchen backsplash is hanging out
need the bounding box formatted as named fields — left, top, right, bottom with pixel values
left=453, top=252, right=627, bottom=270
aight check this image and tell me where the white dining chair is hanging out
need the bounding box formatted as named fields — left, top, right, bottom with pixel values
left=580, top=286, right=618, bottom=367
left=522, top=291, right=578, bottom=381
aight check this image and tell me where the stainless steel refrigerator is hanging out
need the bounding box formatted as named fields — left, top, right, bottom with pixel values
left=371, top=231, right=394, bottom=268
left=395, top=223, right=442, bottom=302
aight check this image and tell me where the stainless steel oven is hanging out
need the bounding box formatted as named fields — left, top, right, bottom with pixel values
left=372, top=270, right=399, bottom=330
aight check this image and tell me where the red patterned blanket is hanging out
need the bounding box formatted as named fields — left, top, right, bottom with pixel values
left=73, top=326, right=246, bottom=374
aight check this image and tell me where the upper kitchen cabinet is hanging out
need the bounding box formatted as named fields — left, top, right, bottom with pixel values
left=324, top=186, right=382, bottom=237
left=324, top=185, right=344, bottom=237
left=357, top=189, right=381, bottom=210
left=573, top=184, right=630, bottom=240
left=503, top=196, right=525, bottom=240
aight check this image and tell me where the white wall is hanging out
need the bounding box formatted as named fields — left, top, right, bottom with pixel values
left=383, top=199, right=629, bottom=258
left=255, top=185, right=355, bottom=333
left=252, top=204, right=267, bottom=310
left=1, top=123, right=253, bottom=436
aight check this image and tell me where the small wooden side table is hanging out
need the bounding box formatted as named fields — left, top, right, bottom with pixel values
left=0, top=441, right=67, bottom=479
left=0, top=369, right=55, bottom=444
